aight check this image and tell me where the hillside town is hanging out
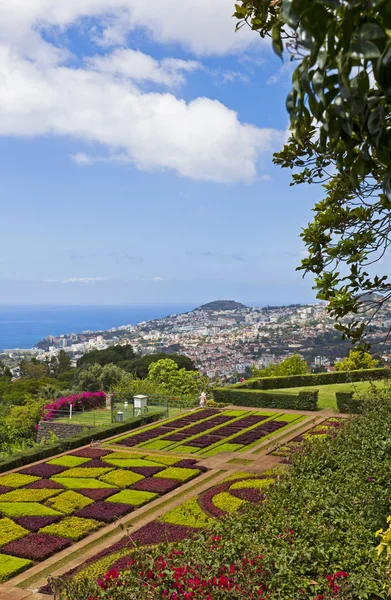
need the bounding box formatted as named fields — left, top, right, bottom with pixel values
left=3, top=300, right=391, bottom=380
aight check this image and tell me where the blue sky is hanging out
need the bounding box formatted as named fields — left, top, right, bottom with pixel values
left=0, top=1, right=320, bottom=306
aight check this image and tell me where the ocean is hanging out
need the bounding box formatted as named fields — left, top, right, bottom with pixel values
left=0, top=304, right=197, bottom=351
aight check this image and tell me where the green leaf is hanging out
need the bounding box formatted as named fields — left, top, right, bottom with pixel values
left=272, top=25, right=283, bottom=58
left=383, top=171, right=391, bottom=201
left=350, top=39, right=381, bottom=59
left=357, top=23, right=386, bottom=40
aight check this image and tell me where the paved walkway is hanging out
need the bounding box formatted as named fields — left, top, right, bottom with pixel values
left=0, top=407, right=343, bottom=600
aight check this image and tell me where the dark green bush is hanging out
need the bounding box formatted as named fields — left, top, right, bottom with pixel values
left=0, top=411, right=165, bottom=473
left=213, top=388, right=318, bottom=410
left=336, top=392, right=362, bottom=414
left=232, top=367, right=390, bottom=391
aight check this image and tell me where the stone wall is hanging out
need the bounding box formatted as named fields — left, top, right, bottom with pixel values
left=37, top=421, right=94, bottom=444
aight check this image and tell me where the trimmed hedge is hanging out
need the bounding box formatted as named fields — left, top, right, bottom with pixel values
left=230, top=367, right=390, bottom=390
left=212, top=388, right=319, bottom=411
left=336, top=392, right=362, bottom=414
left=0, top=411, right=165, bottom=474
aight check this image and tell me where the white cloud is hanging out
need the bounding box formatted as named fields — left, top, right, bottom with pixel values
left=62, top=277, right=108, bottom=284
left=87, top=49, right=200, bottom=87
left=0, top=0, right=259, bottom=59
left=0, top=47, right=282, bottom=183
left=0, top=2, right=280, bottom=184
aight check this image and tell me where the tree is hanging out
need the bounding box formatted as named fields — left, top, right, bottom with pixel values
left=99, top=364, right=124, bottom=392
left=234, top=0, right=391, bottom=344
left=335, top=348, right=379, bottom=371
left=19, top=358, right=48, bottom=380
left=76, top=364, right=103, bottom=392
left=147, top=359, right=208, bottom=397
left=77, top=344, right=136, bottom=368
left=252, top=355, right=309, bottom=378
left=5, top=397, right=43, bottom=439
left=129, top=354, right=196, bottom=379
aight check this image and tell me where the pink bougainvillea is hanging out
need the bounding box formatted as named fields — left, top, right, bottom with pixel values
left=41, top=392, right=106, bottom=421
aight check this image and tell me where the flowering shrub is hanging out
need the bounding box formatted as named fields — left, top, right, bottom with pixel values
left=2, top=532, right=70, bottom=561
left=41, top=392, right=106, bottom=421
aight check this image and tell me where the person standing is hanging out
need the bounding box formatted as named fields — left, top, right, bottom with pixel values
left=199, top=392, right=207, bottom=408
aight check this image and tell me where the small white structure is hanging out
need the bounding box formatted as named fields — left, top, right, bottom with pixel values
left=133, top=395, right=148, bottom=416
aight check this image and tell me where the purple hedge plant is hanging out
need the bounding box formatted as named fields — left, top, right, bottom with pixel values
left=70, top=448, right=113, bottom=459
left=26, top=479, right=65, bottom=490
left=20, top=463, right=67, bottom=478
left=2, top=533, right=70, bottom=561
left=14, top=515, right=62, bottom=533
left=131, top=478, right=181, bottom=494
left=77, top=488, right=118, bottom=501
left=75, top=501, right=133, bottom=523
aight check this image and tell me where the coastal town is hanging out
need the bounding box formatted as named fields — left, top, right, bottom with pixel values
left=3, top=300, right=391, bottom=380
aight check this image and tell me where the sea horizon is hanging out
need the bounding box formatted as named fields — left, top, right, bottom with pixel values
left=0, top=303, right=199, bottom=351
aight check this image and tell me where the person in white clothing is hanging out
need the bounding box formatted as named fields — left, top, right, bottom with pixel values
left=199, top=392, right=207, bottom=408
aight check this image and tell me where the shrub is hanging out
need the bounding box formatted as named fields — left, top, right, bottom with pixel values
left=131, top=478, right=181, bottom=494
left=58, top=467, right=113, bottom=479
left=0, top=411, right=165, bottom=474
left=153, top=467, right=200, bottom=482
left=336, top=392, right=362, bottom=413
left=0, top=517, right=28, bottom=546
left=77, top=488, right=118, bottom=502
left=0, top=502, right=62, bottom=518
left=212, top=492, right=246, bottom=513
left=213, top=388, right=319, bottom=410
left=41, top=392, right=106, bottom=421
left=229, top=478, right=275, bottom=490
left=106, top=490, right=158, bottom=507
left=0, top=473, right=40, bottom=488
left=231, top=367, right=391, bottom=390
left=14, top=515, right=61, bottom=532
left=139, top=440, right=172, bottom=450
left=40, top=517, right=102, bottom=541
left=0, top=489, right=61, bottom=503
left=99, top=470, right=144, bottom=489
left=143, top=455, right=182, bottom=466
left=2, top=532, right=70, bottom=561
left=102, top=452, right=146, bottom=460
left=46, top=490, right=94, bottom=515
left=19, top=463, right=67, bottom=478
left=161, top=497, right=214, bottom=529
left=51, top=478, right=117, bottom=490
left=0, top=554, right=32, bottom=582
left=25, top=478, right=65, bottom=489
left=75, top=501, right=133, bottom=523
left=102, top=458, right=164, bottom=468
left=126, top=467, right=164, bottom=477
left=202, top=443, right=243, bottom=456
left=48, top=456, right=91, bottom=468
left=70, top=448, right=113, bottom=459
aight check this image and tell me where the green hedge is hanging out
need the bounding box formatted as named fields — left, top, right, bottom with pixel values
left=231, top=368, right=390, bottom=391
left=0, top=411, right=165, bottom=474
left=336, top=392, right=362, bottom=414
left=212, top=388, right=318, bottom=411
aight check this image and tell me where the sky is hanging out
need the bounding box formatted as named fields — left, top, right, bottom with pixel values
left=0, top=0, right=321, bottom=306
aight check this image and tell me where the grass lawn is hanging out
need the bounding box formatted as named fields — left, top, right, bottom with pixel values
left=266, top=380, right=387, bottom=410
left=55, top=405, right=187, bottom=427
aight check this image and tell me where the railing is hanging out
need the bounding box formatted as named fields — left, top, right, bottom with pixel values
left=42, top=394, right=198, bottom=427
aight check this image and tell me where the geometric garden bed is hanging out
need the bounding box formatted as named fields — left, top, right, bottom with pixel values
left=108, top=408, right=305, bottom=456
left=0, top=447, right=206, bottom=583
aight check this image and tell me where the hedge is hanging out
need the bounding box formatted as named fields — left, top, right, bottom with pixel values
left=0, top=411, right=165, bottom=474
left=336, top=392, right=362, bottom=414
left=230, top=367, right=390, bottom=391
left=212, top=389, right=319, bottom=411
